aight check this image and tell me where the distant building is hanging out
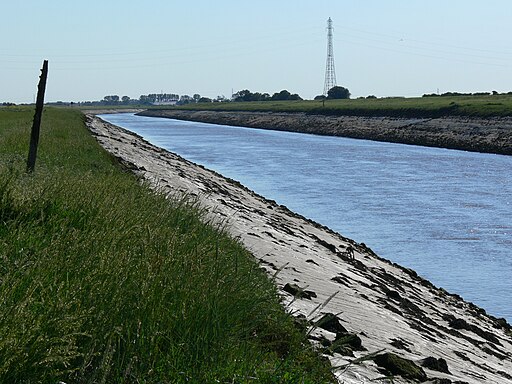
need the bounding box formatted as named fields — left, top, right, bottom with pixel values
left=152, top=93, right=179, bottom=105
left=152, top=100, right=178, bottom=106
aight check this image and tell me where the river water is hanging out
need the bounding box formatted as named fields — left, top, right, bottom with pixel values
left=100, top=113, right=512, bottom=322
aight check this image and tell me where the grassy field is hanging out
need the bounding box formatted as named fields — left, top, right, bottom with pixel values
left=0, top=107, right=334, bottom=383
left=155, top=94, right=512, bottom=118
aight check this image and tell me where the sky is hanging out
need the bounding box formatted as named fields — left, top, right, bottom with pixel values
left=2, top=0, right=512, bottom=103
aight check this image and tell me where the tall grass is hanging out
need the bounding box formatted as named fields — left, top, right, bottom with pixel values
left=0, top=107, right=334, bottom=383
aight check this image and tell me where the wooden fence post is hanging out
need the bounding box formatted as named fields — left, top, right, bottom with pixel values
left=26, top=60, right=48, bottom=173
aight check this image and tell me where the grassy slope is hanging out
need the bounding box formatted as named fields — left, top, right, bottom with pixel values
left=0, top=107, right=334, bottom=383
left=157, top=95, right=512, bottom=118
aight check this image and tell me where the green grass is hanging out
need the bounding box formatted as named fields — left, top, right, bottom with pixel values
left=157, top=94, right=512, bottom=118
left=0, top=107, right=334, bottom=383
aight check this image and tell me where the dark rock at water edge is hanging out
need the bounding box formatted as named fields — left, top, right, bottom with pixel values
left=315, top=313, right=348, bottom=334
left=282, top=283, right=317, bottom=300
left=330, top=333, right=364, bottom=356
left=372, top=352, right=427, bottom=382
left=421, top=356, right=450, bottom=374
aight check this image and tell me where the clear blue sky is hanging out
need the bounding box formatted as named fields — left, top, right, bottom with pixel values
left=2, top=0, right=512, bottom=103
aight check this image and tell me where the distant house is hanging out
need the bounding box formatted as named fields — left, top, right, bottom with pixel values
left=152, top=100, right=178, bottom=106
left=147, top=93, right=179, bottom=106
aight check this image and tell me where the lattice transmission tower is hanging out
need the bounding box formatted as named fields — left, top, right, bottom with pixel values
left=323, top=17, right=337, bottom=96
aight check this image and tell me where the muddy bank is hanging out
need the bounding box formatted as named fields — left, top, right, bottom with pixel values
left=87, top=113, right=512, bottom=383
left=138, top=110, right=512, bottom=156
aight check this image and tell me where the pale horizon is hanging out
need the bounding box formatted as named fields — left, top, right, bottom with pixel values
left=2, top=0, right=512, bottom=104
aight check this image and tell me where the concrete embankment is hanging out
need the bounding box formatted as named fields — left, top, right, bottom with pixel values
left=138, top=109, right=512, bottom=156
left=88, top=114, right=512, bottom=384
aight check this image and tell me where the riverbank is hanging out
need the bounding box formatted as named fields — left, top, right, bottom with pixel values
left=0, top=108, right=334, bottom=383
left=87, top=113, right=512, bottom=383
left=138, top=109, right=512, bottom=156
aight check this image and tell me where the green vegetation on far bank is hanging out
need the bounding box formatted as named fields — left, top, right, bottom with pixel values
left=156, top=94, right=512, bottom=118
left=0, top=107, right=334, bottom=383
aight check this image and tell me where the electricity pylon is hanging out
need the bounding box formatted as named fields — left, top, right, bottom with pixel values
left=323, top=17, right=337, bottom=96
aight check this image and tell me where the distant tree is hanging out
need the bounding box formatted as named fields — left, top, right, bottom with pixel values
left=232, top=89, right=300, bottom=102
left=139, top=95, right=151, bottom=104
left=232, top=89, right=254, bottom=102
left=193, top=94, right=201, bottom=102
left=138, top=93, right=181, bottom=104
left=440, top=92, right=472, bottom=97
left=198, top=97, right=212, bottom=103
left=366, top=95, right=377, bottom=99
left=327, top=86, right=350, bottom=99
left=270, top=90, right=300, bottom=101
left=251, top=92, right=271, bottom=101
left=103, top=95, right=120, bottom=104
left=314, top=95, right=326, bottom=101
left=121, top=96, right=131, bottom=104
left=271, top=90, right=292, bottom=101
left=178, top=95, right=193, bottom=105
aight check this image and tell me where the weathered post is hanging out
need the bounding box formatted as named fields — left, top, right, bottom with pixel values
left=26, top=60, right=48, bottom=173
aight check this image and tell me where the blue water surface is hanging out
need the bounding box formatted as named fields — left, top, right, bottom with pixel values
left=100, top=113, right=512, bottom=321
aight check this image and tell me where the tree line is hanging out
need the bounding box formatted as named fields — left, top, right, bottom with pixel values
left=314, top=86, right=350, bottom=100
left=232, top=89, right=302, bottom=102
left=101, top=86, right=351, bottom=105
left=232, top=86, right=351, bottom=102
left=422, top=90, right=512, bottom=97
left=97, top=93, right=228, bottom=106
left=37, top=86, right=352, bottom=108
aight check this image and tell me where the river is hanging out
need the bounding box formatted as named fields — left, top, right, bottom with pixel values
left=100, top=113, right=512, bottom=322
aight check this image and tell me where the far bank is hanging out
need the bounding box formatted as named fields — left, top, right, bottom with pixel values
left=138, top=109, right=512, bottom=156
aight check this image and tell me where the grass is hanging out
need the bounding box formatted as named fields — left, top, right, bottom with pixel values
left=0, top=106, right=334, bottom=383
left=153, top=94, right=512, bottom=118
